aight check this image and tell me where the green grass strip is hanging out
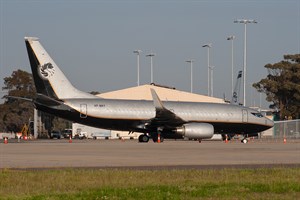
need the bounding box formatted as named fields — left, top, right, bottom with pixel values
left=0, top=168, right=299, bottom=200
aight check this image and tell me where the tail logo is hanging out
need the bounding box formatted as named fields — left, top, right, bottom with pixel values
left=232, top=92, right=238, bottom=103
left=38, top=63, right=55, bottom=79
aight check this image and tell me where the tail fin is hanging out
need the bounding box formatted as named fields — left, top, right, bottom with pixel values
left=231, top=70, right=242, bottom=105
left=25, top=37, right=96, bottom=99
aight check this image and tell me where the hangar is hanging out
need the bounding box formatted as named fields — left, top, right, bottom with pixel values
left=72, top=84, right=226, bottom=139
left=97, top=83, right=225, bottom=103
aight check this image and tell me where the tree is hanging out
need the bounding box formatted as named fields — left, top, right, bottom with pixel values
left=1, top=69, right=72, bottom=134
left=3, top=70, right=36, bottom=100
left=1, top=70, right=36, bottom=132
left=253, top=54, right=300, bottom=120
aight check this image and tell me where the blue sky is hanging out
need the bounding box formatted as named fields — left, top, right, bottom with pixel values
left=0, top=0, right=299, bottom=108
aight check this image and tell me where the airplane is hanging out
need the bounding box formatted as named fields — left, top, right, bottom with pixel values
left=24, top=37, right=274, bottom=143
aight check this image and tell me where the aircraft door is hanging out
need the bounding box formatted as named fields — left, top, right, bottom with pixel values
left=80, top=104, right=87, bottom=118
left=242, top=109, right=248, bottom=123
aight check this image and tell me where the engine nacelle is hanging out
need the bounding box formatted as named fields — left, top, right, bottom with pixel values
left=175, top=123, right=214, bottom=139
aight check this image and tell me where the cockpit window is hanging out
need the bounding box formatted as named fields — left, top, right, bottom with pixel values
left=251, top=112, right=263, bottom=118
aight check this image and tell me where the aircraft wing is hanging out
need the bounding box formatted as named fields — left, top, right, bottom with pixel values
left=147, top=89, right=186, bottom=130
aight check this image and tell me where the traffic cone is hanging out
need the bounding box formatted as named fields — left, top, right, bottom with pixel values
left=121, top=137, right=125, bottom=142
left=4, top=137, right=8, bottom=144
left=283, top=137, right=287, bottom=144
left=157, top=133, right=161, bottom=143
left=69, top=135, right=72, bottom=143
left=225, top=135, right=228, bottom=143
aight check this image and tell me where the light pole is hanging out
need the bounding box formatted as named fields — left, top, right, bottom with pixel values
left=185, top=59, right=195, bottom=93
left=209, top=66, right=215, bottom=96
left=202, top=43, right=212, bottom=96
left=146, top=53, right=155, bottom=83
left=133, top=50, right=142, bottom=86
left=234, top=19, right=257, bottom=106
left=227, top=35, right=235, bottom=95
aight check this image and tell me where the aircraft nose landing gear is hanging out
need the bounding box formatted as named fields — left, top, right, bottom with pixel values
left=241, top=138, right=248, bottom=143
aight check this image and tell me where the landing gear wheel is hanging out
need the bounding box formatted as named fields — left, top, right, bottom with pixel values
left=152, top=137, right=157, bottom=143
left=138, top=134, right=149, bottom=143
left=241, top=138, right=248, bottom=143
left=152, top=136, right=164, bottom=143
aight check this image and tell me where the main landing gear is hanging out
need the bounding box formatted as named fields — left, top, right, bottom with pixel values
left=138, top=134, right=149, bottom=143
left=152, top=135, right=164, bottom=143
left=138, top=134, right=164, bottom=143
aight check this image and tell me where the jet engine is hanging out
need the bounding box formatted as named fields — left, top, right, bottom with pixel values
left=175, top=123, right=214, bottom=139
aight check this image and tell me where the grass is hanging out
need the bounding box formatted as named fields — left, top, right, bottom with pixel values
left=0, top=168, right=299, bottom=199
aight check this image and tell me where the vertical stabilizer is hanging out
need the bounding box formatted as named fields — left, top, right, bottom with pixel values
left=231, top=70, right=242, bottom=105
left=25, top=37, right=96, bottom=99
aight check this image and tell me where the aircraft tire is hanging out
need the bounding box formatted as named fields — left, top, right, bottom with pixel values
left=139, top=135, right=149, bottom=143
left=138, top=135, right=143, bottom=142
left=142, top=135, right=149, bottom=143
left=152, top=136, right=164, bottom=143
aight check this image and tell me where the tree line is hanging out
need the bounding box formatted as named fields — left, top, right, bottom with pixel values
left=0, top=70, right=70, bottom=134
left=253, top=54, right=300, bottom=120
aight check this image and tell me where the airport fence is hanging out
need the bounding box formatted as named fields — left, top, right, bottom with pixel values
left=273, top=119, right=300, bottom=139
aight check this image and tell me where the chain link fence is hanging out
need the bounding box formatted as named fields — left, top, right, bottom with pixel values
left=273, top=119, right=300, bottom=139
left=259, top=119, right=300, bottom=142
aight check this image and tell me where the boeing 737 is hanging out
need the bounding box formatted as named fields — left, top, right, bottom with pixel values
left=24, top=37, right=274, bottom=143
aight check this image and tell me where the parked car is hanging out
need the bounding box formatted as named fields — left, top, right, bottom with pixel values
left=50, top=130, right=61, bottom=139
left=62, top=129, right=72, bottom=138
left=74, top=132, right=87, bottom=139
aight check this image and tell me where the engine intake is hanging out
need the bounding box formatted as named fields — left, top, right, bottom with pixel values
left=175, top=123, right=214, bottom=139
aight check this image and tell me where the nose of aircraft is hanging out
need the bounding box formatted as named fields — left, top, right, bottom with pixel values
left=266, top=117, right=274, bottom=127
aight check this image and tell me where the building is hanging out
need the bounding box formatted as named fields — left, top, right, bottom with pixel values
left=97, top=83, right=225, bottom=103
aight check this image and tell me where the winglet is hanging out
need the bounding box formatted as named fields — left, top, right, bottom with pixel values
left=149, top=88, right=187, bottom=127
left=150, top=89, right=164, bottom=110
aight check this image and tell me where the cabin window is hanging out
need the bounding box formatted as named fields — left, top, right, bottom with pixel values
left=251, top=112, right=263, bottom=118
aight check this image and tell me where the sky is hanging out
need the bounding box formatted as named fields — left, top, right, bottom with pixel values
left=0, top=0, right=299, bottom=109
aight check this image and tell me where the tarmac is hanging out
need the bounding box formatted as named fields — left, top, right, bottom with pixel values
left=0, top=139, right=299, bottom=170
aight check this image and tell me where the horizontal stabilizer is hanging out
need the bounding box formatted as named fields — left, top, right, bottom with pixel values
left=4, top=96, right=33, bottom=102
left=36, top=93, right=64, bottom=106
